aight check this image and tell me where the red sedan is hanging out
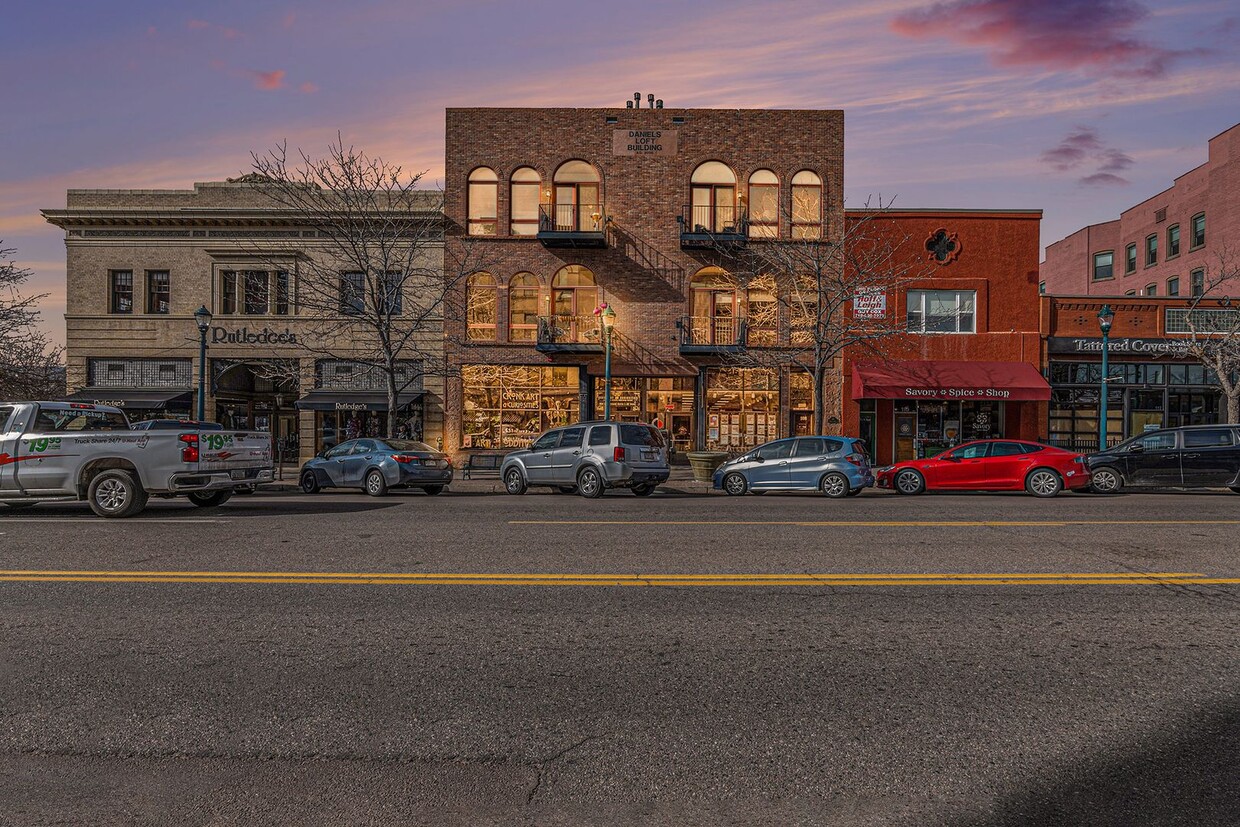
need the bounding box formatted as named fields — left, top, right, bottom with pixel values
left=875, top=440, right=1091, bottom=498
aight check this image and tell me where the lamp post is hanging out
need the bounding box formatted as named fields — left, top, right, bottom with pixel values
left=1097, top=304, right=1114, bottom=450
left=601, top=304, right=616, bottom=419
left=193, top=305, right=212, bottom=421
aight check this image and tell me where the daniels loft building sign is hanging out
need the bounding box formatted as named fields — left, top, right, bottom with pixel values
left=612, top=129, right=678, bottom=156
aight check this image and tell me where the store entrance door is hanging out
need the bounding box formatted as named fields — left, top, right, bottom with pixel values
left=894, top=412, right=916, bottom=462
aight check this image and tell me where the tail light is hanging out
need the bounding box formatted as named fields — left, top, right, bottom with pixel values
left=846, top=452, right=866, bottom=467
left=179, top=433, right=199, bottom=463
left=392, top=454, right=415, bottom=464
left=613, top=446, right=626, bottom=462
left=444, top=457, right=453, bottom=468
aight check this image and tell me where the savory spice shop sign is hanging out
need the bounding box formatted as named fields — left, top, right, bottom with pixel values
left=612, top=130, right=678, bottom=156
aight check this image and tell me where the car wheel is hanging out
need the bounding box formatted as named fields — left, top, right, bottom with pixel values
left=631, top=484, right=656, bottom=496
left=819, top=472, right=850, bottom=499
left=556, top=485, right=578, bottom=494
left=1231, top=486, right=1240, bottom=495
left=1025, top=468, right=1063, bottom=498
left=87, top=469, right=148, bottom=518
left=894, top=469, right=925, bottom=495
left=1, top=501, right=38, bottom=510
left=577, top=467, right=605, bottom=499
left=423, top=485, right=444, bottom=496
left=300, top=472, right=321, bottom=494
left=723, top=472, right=747, bottom=496
left=1089, top=467, right=1123, bottom=494
left=504, top=468, right=527, bottom=495
left=365, top=469, right=388, bottom=497
left=187, top=490, right=232, bottom=508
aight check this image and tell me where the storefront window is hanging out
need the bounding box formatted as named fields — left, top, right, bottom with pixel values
left=705, top=367, right=779, bottom=451
left=462, top=365, right=580, bottom=449
left=1048, top=388, right=1122, bottom=451
left=592, top=377, right=695, bottom=453
left=789, top=370, right=814, bottom=436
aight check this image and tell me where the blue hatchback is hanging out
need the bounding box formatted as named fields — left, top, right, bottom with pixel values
left=712, top=436, right=874, bottom=498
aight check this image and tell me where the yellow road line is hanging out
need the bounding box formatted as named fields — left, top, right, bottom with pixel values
left=508, top=519, right=1240, bottom=527
left=0, top=569, right=1207, bottom=580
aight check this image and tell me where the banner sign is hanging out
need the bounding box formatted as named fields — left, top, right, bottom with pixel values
left=1047, top=337, right=1191, bottom=356
left=853, top=290, right=887, bottom=319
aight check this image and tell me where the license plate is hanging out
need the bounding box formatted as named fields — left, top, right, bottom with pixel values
left=230, top=470, right=248, bottom=481
left=642, top=450, right=656, bottom=461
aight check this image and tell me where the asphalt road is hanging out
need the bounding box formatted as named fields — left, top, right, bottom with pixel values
left=1, top=487, right=1237, bottom=826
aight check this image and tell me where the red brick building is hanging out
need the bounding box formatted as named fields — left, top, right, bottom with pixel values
left=840, top=209, right=1047, bottom=466
left=1040, top=122, right=1240, bottom=298
left=442, top=105, right=845, bottom=456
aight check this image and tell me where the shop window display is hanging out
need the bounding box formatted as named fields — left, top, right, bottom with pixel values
left=705, top=367, right=780, bottom=451
left=462, top=365, right=580, bottom=450
left=592, top=377, right=695, bottom=454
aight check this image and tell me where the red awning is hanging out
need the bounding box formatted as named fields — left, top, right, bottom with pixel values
left=852, top=360, right=1051, bottom=402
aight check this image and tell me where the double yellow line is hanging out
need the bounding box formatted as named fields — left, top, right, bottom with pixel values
left=0, top=570, right=1236, bottom=588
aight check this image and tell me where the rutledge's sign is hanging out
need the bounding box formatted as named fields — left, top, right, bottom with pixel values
left=211, top=326, right=298, bottom=346
left=853, top=290, right=887, bottom=319
left=612, top=130, right=678, bottom=156
left=1047, top=337, right=1191, bottom=356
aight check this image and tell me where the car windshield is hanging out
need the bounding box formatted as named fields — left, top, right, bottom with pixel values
left=381, top=440, right=436, bottom=453
left=619, top=424, right=664, bottom=447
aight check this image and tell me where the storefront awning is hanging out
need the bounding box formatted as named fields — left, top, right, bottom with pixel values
left=64, top=387, right=194, bottom=410
left=294, top=390, right=424, bottom=412
left=851, top=360, right=1051, bottom=402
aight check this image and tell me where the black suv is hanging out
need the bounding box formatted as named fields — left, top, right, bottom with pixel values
left=1086, top=425, right=1240, bottom=493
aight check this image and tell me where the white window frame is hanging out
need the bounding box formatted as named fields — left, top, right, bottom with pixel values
left=906, top=289, right=977, bottom=334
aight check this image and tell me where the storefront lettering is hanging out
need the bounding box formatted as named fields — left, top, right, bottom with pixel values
left=92, top=399, right=126, bottom=407
left=1048, top=337, right=1191, bottom=356
left=904, top=388, right=1011, bottom=399
left=501, top=389, right=540, bottom=407
left=210, top=326, right=298, bottom=346
left=612, top=129, right=678, bottom=156
left=334, top=402, right=366, bottom=411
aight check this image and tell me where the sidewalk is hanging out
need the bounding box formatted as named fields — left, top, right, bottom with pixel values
left=260, top=466, right=716, bottom=495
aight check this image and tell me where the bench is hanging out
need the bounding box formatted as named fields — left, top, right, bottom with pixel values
left=461, top=452, right=506, bottom=480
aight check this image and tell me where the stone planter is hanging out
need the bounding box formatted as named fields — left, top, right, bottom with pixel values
left=685, top=451, right=729, bottom=483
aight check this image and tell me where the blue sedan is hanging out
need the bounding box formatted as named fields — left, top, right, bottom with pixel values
left=300, top=438, right=453, bottom=496
left=712, top=436, right=875, bottom=498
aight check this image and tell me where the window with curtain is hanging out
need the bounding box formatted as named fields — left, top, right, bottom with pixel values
left=747, top=170, right=778, bottom=238
left=508, top=272, right=540, bottom=342
left=790, top=170, right=822, bottom=239
left=552, top=161, right=601, bottom=232
left=510, top=167, right=541, bottom=236
left=689, top=161, right=737, bottom=233
left=467, top=167, right=498, bottom=236
left=466, top=272, right=498, bottom=341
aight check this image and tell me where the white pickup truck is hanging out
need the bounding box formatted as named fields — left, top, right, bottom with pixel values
left=0, top=401, right=274, bottom=517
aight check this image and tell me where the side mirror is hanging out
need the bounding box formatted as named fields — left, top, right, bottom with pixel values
left=752, top=454, right=765, bottom=463
left=1128, top=443, right=1144, bottom=454
left=944, top=454, right=960, bottom=462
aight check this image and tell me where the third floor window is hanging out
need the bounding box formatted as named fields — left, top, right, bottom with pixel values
left=1191, top=213, right=1205, bottom=248
left=467, top=167, right=498, bottom=236
left=1167, top=224, right=1180, bottom=258
left=1145, top=234, right=1157, bottom=266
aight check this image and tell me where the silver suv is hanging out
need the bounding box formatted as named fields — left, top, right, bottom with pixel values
left=501, top=421, right=670, bottom=498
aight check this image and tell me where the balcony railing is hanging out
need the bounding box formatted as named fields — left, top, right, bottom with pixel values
left=678, top=316, right=747, bottom=353
left=536, top=314, right=606, bottom=352
left=679, top=205, right=748, bottom=248
left=537, top=204, right=607, bottom=248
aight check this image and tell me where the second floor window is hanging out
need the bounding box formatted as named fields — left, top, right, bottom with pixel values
left=221, top=270, right=289, bottom=315
left=1167, top=224, right=1180, bottom=257
left=1145, top=234, right=1157, bottom=266
left=1145, top=282, right=1157, bottom=296
left=110, top=270, right=133, bottom=314
left=467, top=167, right=498, bottom=236
left=340, top=272, right=365, bottom=315
left=1191, top=268, right=1204, bottom=297
left=1092, top=251, right=1113, bottom=280
left=509, top=272, right=540, bottom=342
left=1191, top=213, right=1205, bottom=248
left=1167, top=276, right=1179, bottom=296
left=146, top=271, right=170, bottom=314
left=1125, top=243, right=1136, bottom=273
left=466, top=272, right=497, bottom=341
left=907, top=289, right=976, bottom=334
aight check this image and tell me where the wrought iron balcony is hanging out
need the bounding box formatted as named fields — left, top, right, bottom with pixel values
left=535, top=314, right=606, bottom=352
left=679, top=205, right=748, bottom=249
left=677, top=315, right=747, bottom=354
left=537, top=203, right=607, bottom=248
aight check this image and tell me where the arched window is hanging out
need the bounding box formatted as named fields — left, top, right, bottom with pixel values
left=745, top=275, right=778, bottom=346
left=552, top=161, right=601, bottom=232
left=465, top=272, right=497, bottom=341
left=510, top=167, right=541, bottom=236
left=508, top=272, right=541, bottom=342
left=747, top=170, right=778, bottom=238
left=549, top=265, right=599, bottom=344
left=467, top=168, right=497, bottom=236
left=791, top=170, right=822, bottom=239
left=690, top=162, right=738, bottom=234
left=689, top=267, right=740, bottom=345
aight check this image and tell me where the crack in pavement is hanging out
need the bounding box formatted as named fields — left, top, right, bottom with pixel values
left=525, top=732, right=612, bottom=805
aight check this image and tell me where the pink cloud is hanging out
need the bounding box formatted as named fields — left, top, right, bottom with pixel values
left=891, top=0, right=1200, bottom=79
left=1079, top=172, right=1129, bottom=187
left=249, top=70, right=287, bottom=91
left=1040, top=126, right=1133, bottom=186
left=187, top=19, right=210, bottom=30
left=299, top=81, right=319, bottom=94
left=186, top=19, right=243, bottom=40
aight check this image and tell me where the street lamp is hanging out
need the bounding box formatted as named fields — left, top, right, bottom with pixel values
left=601, top=304, right=617, bottom=419
left=1097, top=304, right=1114, bottom=449
left=193, top=305, right=212, bottom=421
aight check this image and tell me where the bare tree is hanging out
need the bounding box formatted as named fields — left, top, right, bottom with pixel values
left=0, top=244, right=64, bottom=399
left=246, top=138, right=484, bottom=437
left=713, top=200, right=932, bottom=435
left=1180, top=251, right=1240, bottom=423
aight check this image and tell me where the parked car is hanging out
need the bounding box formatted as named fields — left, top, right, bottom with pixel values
left=501, top=421, right=670, bottom=498
left=131, top=419, right=224, bottom=431
left=1086, top=425, right=1240, bottom=493
left=713, top=436, right=874, bottom=498
left=299, top=438, right=452, bottom=496
left=875, top=439, right=1090, bottom=498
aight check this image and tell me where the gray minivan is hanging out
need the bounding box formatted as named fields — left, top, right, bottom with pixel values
left=501, top=421, right=670, bottom=498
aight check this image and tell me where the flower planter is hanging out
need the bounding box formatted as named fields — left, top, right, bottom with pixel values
left=685, top=451, right=729, bottom=483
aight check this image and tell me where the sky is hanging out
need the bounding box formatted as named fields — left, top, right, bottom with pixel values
left=4, top=0, right=1239, bottom=346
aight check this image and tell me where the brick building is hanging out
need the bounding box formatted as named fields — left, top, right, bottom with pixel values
left=840, top=209, right=1047, bottom=466
left=42, top=182, right=445, bottom=466
left=442, top=105, right=845, bottom=456
left=1041, top=121, right=1240, bottom=297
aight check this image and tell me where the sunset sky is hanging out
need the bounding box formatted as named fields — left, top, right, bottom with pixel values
left=5, top=0, right=1239, bottom=344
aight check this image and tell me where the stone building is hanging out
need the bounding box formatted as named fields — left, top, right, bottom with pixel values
left=42, top=181, right=445, bottom=467
left=1040, top=121, right=1240, bottom=297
